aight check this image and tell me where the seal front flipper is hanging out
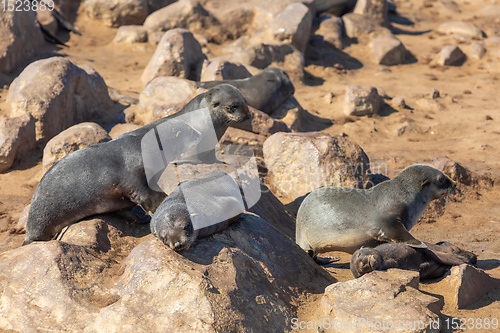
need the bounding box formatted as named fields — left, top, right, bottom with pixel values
left=313, top=256, right=341, bottom=265
left=370, top=216, right=427, bottom=248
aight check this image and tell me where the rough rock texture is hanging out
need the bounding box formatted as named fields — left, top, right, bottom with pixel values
left=0, top=214, right=333, bottom=332
left=0, top=114, right=36, bottom=173
left=0, top=10, right=45, bottom=73
left=443, top=264, right=500, bottom=309
left=269, top=96, right=311, bottom=132
left=353, top=0, right=389, bottom=27
left=222, top=127, right=267, bottom=162
left=84, top=0, right=149, bottom=27
left=200, top=59, right=253, bottom=81
left=109, top=123, right=141, bottom=138
left=342, top=13, right=377, bottom=38
left=137, top=76, right=198, bottom=124
left=112, top=25, right=148, bottom=43
left=263, top=132, right=370, bottom=200
left=232, top=107, right=291, bottom=136
left=369, top=34, right=407, bottom=65
left=317, top=16, right=343, bottom=49
left=320, top=270, right=442, bottom=333
left=42, top=122, right=111, bottom=174
left=271, top=3, right=313, bottom=53
left=433, top=45, right=466, bottom=66
left=433, top=156, right=493, bottom=187
left=7, top=57, right=114, bottom=144
left=436, top=21, right=484, bottom=40
left=343, top=84, right=381, bottom=116
left=141, top=28, right=206, bottom=85
left=467, top=42, right=486, bottom=60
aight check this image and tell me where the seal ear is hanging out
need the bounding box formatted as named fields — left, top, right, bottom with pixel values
left=421, top=178, right=431, bottom=188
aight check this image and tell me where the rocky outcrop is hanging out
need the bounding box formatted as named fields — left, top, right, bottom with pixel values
left=263, top=132, right=370, bottom=200
left=0, top=114, right=36, bottom=173
left=7, top=57, right=114, bottom=144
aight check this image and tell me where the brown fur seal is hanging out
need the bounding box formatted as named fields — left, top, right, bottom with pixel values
left=150, top=171, right=244, bottom=251
left=351, top=242, right=477, bottom=279
left=23, top=85, right=250, bottom=245
left=197, top=67, right=295, bottom=114
left=296, top=165, right=455, bottom=264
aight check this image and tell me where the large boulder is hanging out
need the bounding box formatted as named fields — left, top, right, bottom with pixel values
left=271, top=3, right=313, bottom=53
left=0, top=214, right=333, bottom=332
left=141, top=29, right=206, bottom=85
left=42, top=122, right=111, bottom=174
left=0, top=10, right=45, bottom=73
left=263, top=132, right=370, bottom=200
left=0, top=114, right=36, bottom=173
left=84, top=0, right=149, bottom=27
left=7, top=57, right=114, bottom=144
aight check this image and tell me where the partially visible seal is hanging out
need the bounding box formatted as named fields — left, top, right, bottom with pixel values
left=197, top=67, right=295, bottom=114
left=24, top=84, right=250, bottom=245
left=296, top=164, right=455, bottom=264
left=350, top=242, right=477, bottom=279
left=150, top=171, right=244, bottom=251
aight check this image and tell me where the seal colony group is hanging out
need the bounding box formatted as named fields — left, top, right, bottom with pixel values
left=22, top=70, right=476, bottom=280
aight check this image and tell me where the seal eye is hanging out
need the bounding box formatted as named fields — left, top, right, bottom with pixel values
left=212, top=101, right=220, bottom=108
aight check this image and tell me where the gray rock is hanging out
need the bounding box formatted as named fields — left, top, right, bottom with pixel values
left=416, top=98, right=444, bottom=112
left=263, top=132, right=370, bottom=200
left=84, top=0, right=149, bottom=27
left=0, top=11, right=45, bottom=73
left=7, top=57, right=113, bottom=144
left=0, top=114, right=36, bottom=173
left=271, top=3, right=313, bottom=53
left=113, top=25, right=148, bottom=44
left=200, top=59, right=253, bottom=81
left=320, top=269, right=442, bottom=333
left=353, top=0, right=389, bottom=27
left=343, top=84, right=381, bottom=116
left=467, top=42, right=486, bottom=60
left=342, top=13, right=377, bottom=38
left=369, top=34, right=406, bottom=65
left=141, top=28, right=206, bottom=85
left=317, top=16, right=344, bottom=49
left=433, top=45, right=466, bottom=66
left=436, top=21, right=484, bottom=40
left=42, top=122, right=111, bottom=174
left=396, top=121, right=421, bottom=136
left=391, top=96, right=405, bottom=108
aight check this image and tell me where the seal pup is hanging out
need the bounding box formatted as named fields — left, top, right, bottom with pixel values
left=23, top=85, right=250, bottom=245
left=350, top=242, right=477, bottom=279
left=150, top=171, right=244, bottom=251
left=296, top=164, right=455, bottom=264
left=197, top=67, right=295, bottom=114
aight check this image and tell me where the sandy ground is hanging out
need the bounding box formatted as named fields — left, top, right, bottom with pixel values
left=0, top=0, right=499, bottom=331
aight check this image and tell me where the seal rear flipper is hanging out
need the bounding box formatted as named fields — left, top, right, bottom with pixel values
left=371, top=216, right=427, bottom=248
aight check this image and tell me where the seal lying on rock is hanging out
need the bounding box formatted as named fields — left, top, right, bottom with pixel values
left=197, top=67, right=295, bottom=114
left=23, top=85, right=250, bottom=245
left=296, top=165, right=455, bottom=264
left=151, top=171, right=245, bottom=251
left=350, top=242, right=477, bottom=279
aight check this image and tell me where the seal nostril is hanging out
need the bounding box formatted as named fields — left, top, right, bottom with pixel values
left=174, top=242, right=181, bottom=250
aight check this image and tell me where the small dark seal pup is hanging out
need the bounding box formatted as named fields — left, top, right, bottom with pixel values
left=197, top=67, right=295, bottom=114
left=351, top=242, right=477, bottom=279
left=23, top=85, right=250, bottom=245
left=150, top=171, right=244, bottom=251
left=296, top=165, right=455, bottom=264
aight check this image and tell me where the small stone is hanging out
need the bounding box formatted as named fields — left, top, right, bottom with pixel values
left=433, top=45, right=466, bottom=66
left=436, top=21, right=484, bottom=40
left=113, top=25, right=148, bottom=44
left=467, top=42, right=486, bottom=60
left=369, top=34, right=407, bottom=65
left=486, top=115, right=493, bottom=121
left=431, top=89, right=440, bottom=99
left=416, top=98, right=444, bottom=112
left=396, top=121, right=421, bottom=136
left=391, top=96, right=405, bottom=108
left=343, top=84, right=381, bottom=116
left=317, top=16, right=343, bottom=49
left=323, top=92, right=334, bottom=104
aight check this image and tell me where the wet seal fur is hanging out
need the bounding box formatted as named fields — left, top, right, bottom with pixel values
left=296, top=165, right=455, bottom=264
left=23, top=85, right=250, bottom=245
left=351, top=242, right=477, bottom=279
left=150, top=171, right=243, bottom=251
left=197, top=67, right=295, bottom=114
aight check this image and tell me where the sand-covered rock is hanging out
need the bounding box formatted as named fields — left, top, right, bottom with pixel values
left=271, top=3, right=313, bottom=53
left=0, top=114, right=36, bottom=173
left=42, top=122, right=111, bottom=174
left=436, top=21, right=484, bottom=40
left=433, top=45, right=466, bottom=66
left=141, top=28, right=206, bottom=85
left=7, top=57, right=114, bottom=144
left=343, top=84, right=381, bottom=116
left=369, top=34, right=407, bottom=65
left=0, top=10, right=45, bottom=73
left=467, top=42, right=486, bottom=60
left=84, top=0, right=149, bottom=27
left=113, top=25, right=148, bottom=43
left=263, top=132, right=370, bottom=200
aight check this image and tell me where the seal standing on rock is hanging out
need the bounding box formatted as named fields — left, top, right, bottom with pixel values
left=350, top=242, right=477, bottom=279
left=23, top=85, right=250, bottom=245
left=151, top=171, right=244, bottom=251
left=296, top=165, right=455, bottom=264
left=197, top=67, right=295, bottom=114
